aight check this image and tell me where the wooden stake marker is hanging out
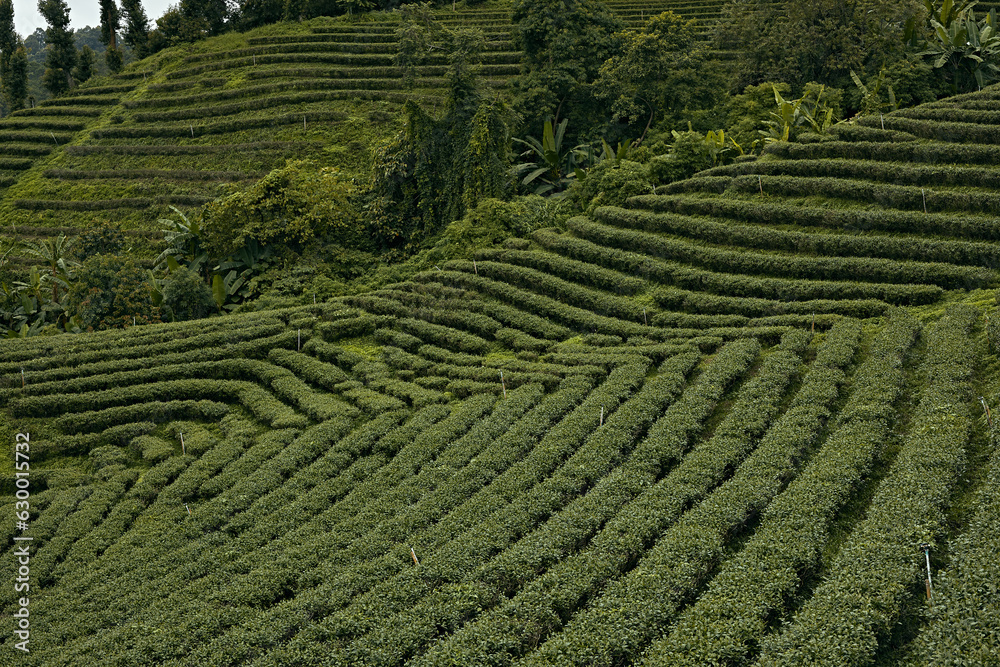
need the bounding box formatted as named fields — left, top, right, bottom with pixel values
left=500, top=371, right=507, bottom=398
left=180, top=432, right=186, bottom=455
left=921, top=543, right=933, bottom=602
left=410, top=547, right=420, bottom=566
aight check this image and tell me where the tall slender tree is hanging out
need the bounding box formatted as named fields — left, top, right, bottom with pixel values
left=38, top=0, right=77, bottom=95
left=5, top=38, right=27, bottom=111
left=120, top=0, right=151, bottom=59
left=99, top=0, right=124, bottom=72
left=0, top=0, right=16, bottom=112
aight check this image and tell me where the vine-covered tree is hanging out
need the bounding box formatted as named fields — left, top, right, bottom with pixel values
left=38, top=0, right=77, bottom=95
left=120, top=0, right=151, bottom=59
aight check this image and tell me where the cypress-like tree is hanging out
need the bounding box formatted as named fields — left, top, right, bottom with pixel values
left=38, top=0, right=77, bottom=95
left=99, top=0, right=124, bottom=72
left=4, top=38, right=27, bottom=111
left=120, top=0, right=151, bottom=59
left=73, top=44, right=95, bottom=83
left=0, top=0, right=15, bottom=111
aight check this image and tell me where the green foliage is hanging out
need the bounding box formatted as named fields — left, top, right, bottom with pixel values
left=510, top=0, right=622, bottom=137
left=38, top=0, right=77, bottom=95
left=717, top=0, right=922, bottom=101
left=760, top=82, right=843, bottom=143
left=201, top=159, right=358, bottom=258
left=595, top=11, right=728, bottom=142
left=646, top=130, right=714, bottom=185
left=915, top=3, right=1000, bottom=92
left=569, top=158, right=652, bottom=212
left=73, top=223, right=126, bottom=259
left=161, top=265, right=215, bottom=321
left=513, top=117, right=584, bottom=196
left=73, top=44, right=96, bottom=84
left=120, top=0, right=151, bottom=58
left=366, top=93, right=513, bottom=255
left=70, top=254, right=161, bottom=330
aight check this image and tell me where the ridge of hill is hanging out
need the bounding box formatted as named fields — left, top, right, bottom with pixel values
left=2, top=78, right=1000, bottom=663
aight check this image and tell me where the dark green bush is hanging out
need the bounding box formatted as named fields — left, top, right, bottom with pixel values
left=161, top=266, right=216, bottom=322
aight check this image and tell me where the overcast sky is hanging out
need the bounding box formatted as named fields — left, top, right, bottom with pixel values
left=14, top=0, right=175, bottom=37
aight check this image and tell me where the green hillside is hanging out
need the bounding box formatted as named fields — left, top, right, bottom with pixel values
left=2, top=0, right=1000, bottom=664
left=2, top=75, right=1000, bottom=662
left=0, top=0, right=725, bottom=261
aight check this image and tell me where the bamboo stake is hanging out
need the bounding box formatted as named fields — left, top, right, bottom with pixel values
left=185, top=504, right=192, bottom=516
left=981, top=396, right=993, bottom=428
left=600, top=406, right=604, bottom=426
left=410, top=547, right=420, bottom=565
left=643, top=308, right=647, bottom=325
left=180, top=432, right=185, bottom=455
left=298, top=329, right=301, bottom=351
left=21, top=368, right=25, bottom=388
left=758, top=174, right=763, bottom=194
left=473, top=259, right=478, bottom=275
left=921, top=543, right=933, bottom=602
left=922, top=188, right=927, bottom=214
left=880, top=114, right=884, bottom=130
left=500, top=371, right=506, bottom=398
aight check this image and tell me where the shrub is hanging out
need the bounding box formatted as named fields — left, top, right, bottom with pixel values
left=70, top=255, right=161, bottom=331
left=570, top=159, right=653, bottom=212
left=161, top=266, right=216, bottom=322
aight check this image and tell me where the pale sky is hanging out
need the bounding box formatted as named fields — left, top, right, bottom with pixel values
left=14, top=0, right=175, bottom=37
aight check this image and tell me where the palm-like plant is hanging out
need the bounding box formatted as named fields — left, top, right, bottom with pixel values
left=513, top=118, right=587, bottom=196
left=21, top=233, right=77, bottom=304
left=920, top=7, right=1000, bottom=91
left=155, top=206, right=210, bottom=277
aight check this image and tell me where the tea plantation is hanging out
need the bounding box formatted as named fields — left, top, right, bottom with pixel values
left=2, top=0, right=1000, bottom=665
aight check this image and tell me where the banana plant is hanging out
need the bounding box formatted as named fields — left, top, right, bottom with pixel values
left=155, top=206, right=210, bottom=277
left=21, top=233, right=77, bottom=304
left=760, top=84, right=835, bottom=143
left=513, top=118, right=587, bottom=196
left=851, top=69, right=897, bottom=117
left=919, top=7, right=1000, bottom=91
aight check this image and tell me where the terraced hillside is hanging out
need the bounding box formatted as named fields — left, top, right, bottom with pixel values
left=3, top=85, right=1000, bottom=664
left=0, top=0, right=727, bottom=261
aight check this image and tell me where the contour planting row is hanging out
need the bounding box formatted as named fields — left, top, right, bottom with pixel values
left=592, top=205, right=1000, bottom=268
left=641, top=309, right=921, bottom=666
left=522, top=317, right=860, bottom=666
left=402, top=336, right=805, bottom=667
left=532, top=226, right=944, bottom=305
left=754, top=304, right=977, bottom=666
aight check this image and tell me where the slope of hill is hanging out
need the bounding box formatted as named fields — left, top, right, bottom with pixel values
left=2, top=79, right=1000, bottom=663
left=0, top=0, right=722, bottom=263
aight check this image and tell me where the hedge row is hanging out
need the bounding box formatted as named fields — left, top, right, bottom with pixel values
left=135, top=84, right=424, bottom=122
left=139, top=402, right=491, bottom=661
left=763, top=139, right=1000, bottom=166
left=476, top=248, right=647, bottom=296
left=0, top=118, right=86, bottom=132
left=246, top=63, right=521, bottom=81
left=43, top=168, right=252, bottom=181
left=2, top=143, right=53, bottom=156
left=829, top=123, right=917, bottom=142
left=163, top=51, right=520, bottom=79
left=645, top=310, right=921, bottom=666
left=703, top=157, right=1000, bottom=192
left=630, top=194, right=1000, bottom=242
left=64, top=141, right=320, bottom=156
left=894, top=106, right=1000, bottom=126
left=859, top=114, right=1000, bottom=144
left=0, top=321, right=287, bottom=375
left=461, top=259, right=647, bottom=322
left=266, top=366, right=649, bottom=661
left=662, top=171, right=1000, bottom=219
left=756, top=304, right=976, bottom=666
left=303, top=353, right=696, bottom=660
left=39, top=95, right=120, bottom=106
left=179, top=40, right=514, bottom=66
left=14, top=196, right=213, bottom=211
left=91, top=110, right=348, bottom=139
left=527, top=317, right=862, bottom=666
left=653, top=284, right=888, bottom=318
left=654, top=311, right=843, bottom=330
left=53, top=399, right=230, bottom=436
left=595, top=204, right=1000, bottom=268
left=906, top=424, right=1000, bottom=664
left=533, top=227, right=945, bottom=305
left=0, top=130, right=72, bottom=143
left=405, top=341, right=777, bottom=666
